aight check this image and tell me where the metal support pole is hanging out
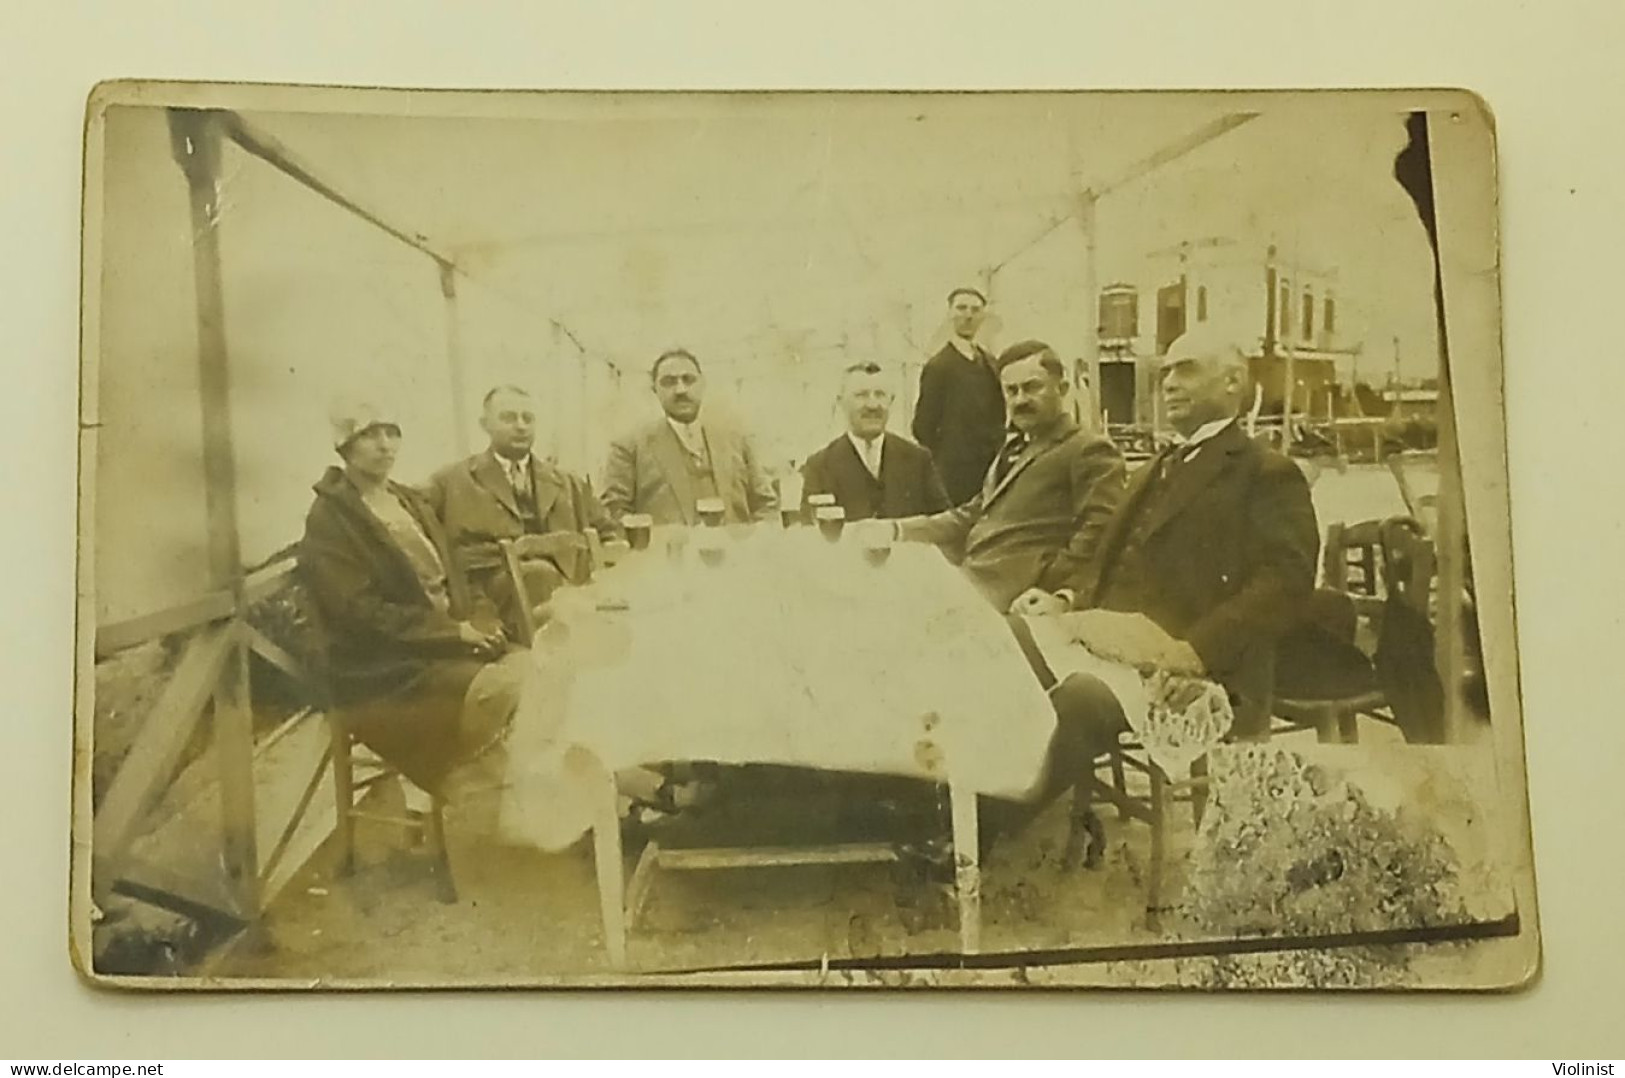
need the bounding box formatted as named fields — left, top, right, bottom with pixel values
left=440, top=264, right=472, bottom=455
left=1078, top=192, right=1100, bottom=430
left=167, top=108, right=260, bottom=918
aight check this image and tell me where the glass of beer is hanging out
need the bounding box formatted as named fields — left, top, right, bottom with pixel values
left=780, top=503, right=802, bottom=529
left=696, top=528, right=727, bottom=568
left=622, top=513, right=653, bottom=551
left=815, top=504, right=846, bottom=543
left=600, top=537, right=631, bottom=568
left=861, top=521, right=894, bottom=567
left=696, top=497, right=726, bottom=527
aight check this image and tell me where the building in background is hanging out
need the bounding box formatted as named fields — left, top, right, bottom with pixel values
left=1093, top=239, right=1363, bottom=433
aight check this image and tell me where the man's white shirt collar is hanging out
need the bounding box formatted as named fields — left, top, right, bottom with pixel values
left=1171, top=417, right=1234, bottom=461
left=949, top=336, right=980, bottom=361
left=667, top=416, right=706, bottom=453
left=494, top=451, right=533, bottom=479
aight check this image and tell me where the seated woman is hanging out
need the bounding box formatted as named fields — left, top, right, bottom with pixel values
left=299, top=400, right=526, bottom=799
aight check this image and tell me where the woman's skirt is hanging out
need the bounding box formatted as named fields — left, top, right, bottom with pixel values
left=342, top=652, right=528, bottom=796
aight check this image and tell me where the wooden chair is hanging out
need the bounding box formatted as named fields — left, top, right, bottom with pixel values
left=294, top=572, right=457, bottom=903
left=1270, top=520, right=1392, bottom=744
left=1387, top=450, right=1440, bottom=538
left=1074, top=646, right=1275, bottom=931
left=497, top=528, right=605, bottom=646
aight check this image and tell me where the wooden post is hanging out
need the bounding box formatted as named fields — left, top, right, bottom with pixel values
left=168, top=108, right=260, bottom=918
left=592, top=765, right=629, bottom=969
left=1435, top=347, right=1467, bottom=744
left=1077, top=192, right=1100, bottom=430
left=440, top=264, right=472, bottom=455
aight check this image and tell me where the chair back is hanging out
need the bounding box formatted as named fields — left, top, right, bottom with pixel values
left=289, top=561, right=342, bottom=715
left=1322, top=518, right=1387, bottom=596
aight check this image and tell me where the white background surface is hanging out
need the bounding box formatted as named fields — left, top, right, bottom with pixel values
left=4, top=0, right=1623, bottom=1059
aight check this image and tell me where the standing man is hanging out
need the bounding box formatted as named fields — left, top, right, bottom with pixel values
left=911, top=286, right=1005, bottom=506
left=427, top=385, right=619, bottom=638
left=601, top=348, right=778, bottom=526
left=889, top=339, right=1126, bottom=612
left=801, top=362, right=951, bottom=521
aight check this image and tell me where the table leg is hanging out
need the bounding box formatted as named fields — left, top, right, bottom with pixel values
left=949, top=777, right=981, bottom=955
left=592, top=767, right=628, bottom=969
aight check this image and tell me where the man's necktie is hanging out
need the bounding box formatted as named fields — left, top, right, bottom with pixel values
left=993, top=433, right=1027, bottom=484
left=1157, top=443, right=1195, bottom=483
left=508, top=460, right=535, bottom=514
left=861, top=438, right=882, bottom=479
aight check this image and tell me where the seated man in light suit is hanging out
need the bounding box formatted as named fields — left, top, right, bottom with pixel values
left=426, top=385, right=620, bottom=639
left=995, top=324, right=1322, bottom=861
left=600, top=348, right=778, bottom=526
left=801, top=361, right=951, bottom=522
left=879, top=339, right=1126, bottom=613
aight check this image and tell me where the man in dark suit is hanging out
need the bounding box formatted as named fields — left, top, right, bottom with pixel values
left=910, top=287, right=1005, bottom=506
left=801, top=361, right=951, bottom=521
left=601, top=348, right=778, bottom=526
left=426, top=385, right=620, bottom=638
left=887, top=339, right=1126, bottom=613
left=996, top=324, right=1322, bottom=855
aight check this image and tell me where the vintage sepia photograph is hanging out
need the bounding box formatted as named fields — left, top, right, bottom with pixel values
left=72, top=83, right=1535, bottom=989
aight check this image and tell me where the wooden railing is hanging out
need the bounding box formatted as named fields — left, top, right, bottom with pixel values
left=91, top=553, right=336, bottom=930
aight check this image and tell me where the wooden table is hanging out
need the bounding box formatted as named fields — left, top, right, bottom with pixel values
left=509, top=523, right=1057, bottom=969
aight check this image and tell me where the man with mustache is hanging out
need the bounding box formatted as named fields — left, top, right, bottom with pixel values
left=886, top=339, right=1126, bottom=612
left=426, top=385, right=620, bottom=639
left=911, top=286, right=1006, bottom=506
left=601, top=348, right=778, bottom=526
left=800, top=361, right=951, bottom=521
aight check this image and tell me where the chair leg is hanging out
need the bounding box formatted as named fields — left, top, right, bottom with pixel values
left=426, top=797, right=458, bottom=905
left=1189, top=755, right=1210, bottom=829
left=1146, top=766, right=1167, bottom=933
left=330, top=726, right=356, bottom=877
left=1337, top=708, right=1361, bottom=744
left=1109, top=751, right=1129, bottom=817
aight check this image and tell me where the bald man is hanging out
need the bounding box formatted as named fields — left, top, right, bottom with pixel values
left=995, top=325, right=1321, bottom=859
left=801, top=362, right=951, bottom=521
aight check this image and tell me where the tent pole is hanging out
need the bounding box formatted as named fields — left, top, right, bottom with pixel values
left=1078, top=191, right=1100, bottom=430
left=167, top=107, right=260, bottom=919
left=440, top=264, right=472, bottom=455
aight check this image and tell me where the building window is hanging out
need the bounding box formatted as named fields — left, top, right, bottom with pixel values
left=1324, top=296, right=1336, bottom=335
left=1302, top=292, right=1314, bottom=341
left=1196, top=285, right=1208, bottom=322
left=1098, top=286, right=1139, bottom=342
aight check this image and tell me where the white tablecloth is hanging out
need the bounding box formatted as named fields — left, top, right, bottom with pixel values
left=497, top=526, right=1057, bottom=850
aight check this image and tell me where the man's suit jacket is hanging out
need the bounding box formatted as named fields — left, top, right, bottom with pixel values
left=910, top=340, right=1005, bottom=506
left=1067, top=421, right=1320, bottom=690
left=425, top=449, right=618, bottom=583
left=899, top=416, right=1126, bottom=611
left=801, top=431, right=951, bottom=521
left=600, top=414, right=778, bottom=526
